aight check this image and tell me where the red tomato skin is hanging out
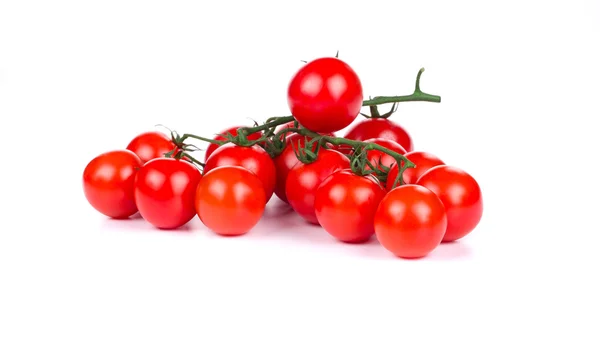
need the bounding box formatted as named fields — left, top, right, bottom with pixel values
left=204, top=143, right=276, bottom=202
left=315, top=170, right=386, bottom=243
left=345, top=118, right=414, bottom=152
left=134, top=158, right=202, bottom=230
left=363, top=138, right=407, bottom=171
left=287, top=57, right=363, bottom=133
left=126, top=131, right=177, bottom=164
left=285, top=149, right=351, bottom=224
left=204, top=126, right=262, bottom=162
left=386, top=151, right=445, bottom=189
left=374, top=185, right=447, bottom=258
left=416, top=166, right=483, bottom=242
left=83, top=150, right=143, bottom=219
left=196, top=166, right=266, bottom=236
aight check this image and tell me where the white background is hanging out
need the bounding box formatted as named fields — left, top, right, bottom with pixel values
left=1, top=0, right=599, bottom=337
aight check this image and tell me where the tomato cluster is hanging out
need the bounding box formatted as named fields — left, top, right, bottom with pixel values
left=82, top=56, right=483, bottom=259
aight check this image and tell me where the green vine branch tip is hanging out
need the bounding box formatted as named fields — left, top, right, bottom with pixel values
left=362, top=67, right=441, bottom=107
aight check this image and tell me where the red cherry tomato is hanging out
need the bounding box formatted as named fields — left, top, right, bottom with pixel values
left=363, top=138, right=406, bottom=171
left=204, top=126, right=262, bottom=162
left=204, top=143, right=276, bottom=202
left=374, top=185, right=447, bottom=258
left=315, top=170, right=386, bottom=243
left=345, top=118, right=414, bottom=152
left=287, top=57, right=363, bottom=133
left=134, top=158, right=202, bottom=230
left=83, top=150, right=143, bottom=219
left=416, top=165, right=483, bottom=242
left=195, top=166, right=266, bottom=236
left=126, top=131, right=178, bottom=164
left=273, top=134, right=311, bottom=203
left=285, top=149, right=350, bottom=224
left=386, top=151, right=445, bottom=189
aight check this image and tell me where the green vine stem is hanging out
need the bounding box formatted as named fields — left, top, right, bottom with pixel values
left=362, top=68, right=441, bottom=107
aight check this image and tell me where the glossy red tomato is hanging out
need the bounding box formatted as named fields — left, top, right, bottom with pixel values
left=134, top=158, right=202, bottom=230
left=386, top=151, right=445, bottom=190
left=345, top=118, right=414, bottom=152
left=374, top=185, right=447, bottom=258
left=126, top=131, right=178, bottom=164
left=204, top=126, right=262, bottom=162
left=273, top=134, right=313, bottom=203
left=286, top=149, right=350, bottom=224
left=204, top=143, right=276, bottom=202
left=363, top=138, right=407, bottom=171
left=315, top=170, right=386, bottom=243
left=83, top=150, right=143, bottom=219
left=287, top=57, right=363, bottom=133
left=416, top=165, right=483, bottom=242
left=195, top=166, right=266, bottom=236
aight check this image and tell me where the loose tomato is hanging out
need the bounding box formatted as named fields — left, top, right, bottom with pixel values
left=83, top=150, right=143, bottom=219
left=203, top=143, right=276, bottom=202
left=287, top=57, right=363, bottom=133
left=315, top=170, right=386, bottom=243
left=374, top=185, right=447, bottom=258
left=285, top=149, right=350, bottom=224
left=134, top=158, right=202, bottom=230
left=416, top=165, right=483, bottom=242
left=204, top=126, right=262, bottom=162
left=126, top=131, right=178, bottom=164
left=363, top=138, right=406, bottom=171
left=195, top=166, right=266, bottom=236
left=386, top=151, right=445, bottom=189
left=345, top=118, right=413, bottom=152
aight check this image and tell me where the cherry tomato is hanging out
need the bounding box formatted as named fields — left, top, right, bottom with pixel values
left=195, top=166, right=266, bottom=236
left=386, top=151, right=445, bottom=189
left=374, top=185, right=447, bottom=258
left=416, top=165, right=483, bottom=242
left=315, top=170, right=386, bottom=243
left=285, top=149, right=350, bottom=224
left=345, top=118, right=414, bottom=152
left=126, top=131, right=177, bottom=164
left=273, top=134, right=311, bottom=203
left=134, top=158, right=202, bottom=230
left=83, top=150, right=143, bottom=219
left=204, top=126, right=262, bottom=162
left=287, top=57, right=363, bottom=133
left=363, top=138, right=406, bottom=171
left=204, top=143, right=276, bottom=202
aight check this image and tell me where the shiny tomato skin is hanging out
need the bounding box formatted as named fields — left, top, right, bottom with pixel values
left=416, top=165, right=483, bottom=242
left=287, top=57, right=363, bottom=133
left=273, top=134, right=311, bottom=203
left=195, top=166, right=266, bottom=236
left=363, top=138, right=407, bottom=171
left=134, top=158, right=202, bottom=230
left=126, top=131, right=177, bottom=164
left=285, top=149, right=350, bottom=224
left=204, top=126, right=262, bottom=162
left=345, top=118, right=414, bottom=152
left=386, top=151, right=445, bottom=189
left=315, top=170, right=386, bottom=243
left=83, top=150, right=143, bottom=219
left=203, top=143, right=276, bottom=202
left=374, top=185, right=447, bottom=258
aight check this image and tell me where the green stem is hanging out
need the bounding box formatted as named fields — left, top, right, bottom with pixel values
left=178, top=133, right=225, bottom=145
left=239, top=116, right=295, bottom=136
left=362, top=68, right=441, bottom=106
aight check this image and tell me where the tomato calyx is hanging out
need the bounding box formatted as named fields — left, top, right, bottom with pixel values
left=360, top=102, right=398, bottom=119
left=349, top=147, right=390, bottom=180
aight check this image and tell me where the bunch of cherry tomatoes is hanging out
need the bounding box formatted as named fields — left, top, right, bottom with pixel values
left=83, top=56, right=483, bottom=259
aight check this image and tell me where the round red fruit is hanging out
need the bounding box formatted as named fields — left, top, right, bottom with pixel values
left=363, top=138, right=407, bottom=171
left=126, top=131, right=178, bottom=164
left=345, top=118, right=413, bottom=152
left=204, top=126, right=262, bottom=162
left=386, top=151, right=445, bottom=190
left=273, top=134, right=315, bottom=203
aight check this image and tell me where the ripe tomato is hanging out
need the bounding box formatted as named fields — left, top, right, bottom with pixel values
left=345, top=118, right=413, bottom=152
left=315, top=170, right=386, bottom=243
left=204, top=126, right=262, bottom=162
left=126, top=131, right=177, bottom=164
left=386, top=151, right=445, bottom=189
left=83, top=150, right=143, bottom=219
left=273, top=134, right=310, bottom=203
left=134, top=158, right=202, bottom=230
left=203, top=143, right=276, bottom=202
left=374, top=185, right=447, bottom=258
left=195, top=166, right=266, bottom=236
left=285, top=149, right=350, bottom=224
left=363, top=138, right=406, bottom=171
left=416, top=165, right=483, bottom=242
left=287, top=57, right=363, bottom=133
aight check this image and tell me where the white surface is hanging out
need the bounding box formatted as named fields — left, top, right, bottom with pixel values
left=1, top=0, right=599, bottom=337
